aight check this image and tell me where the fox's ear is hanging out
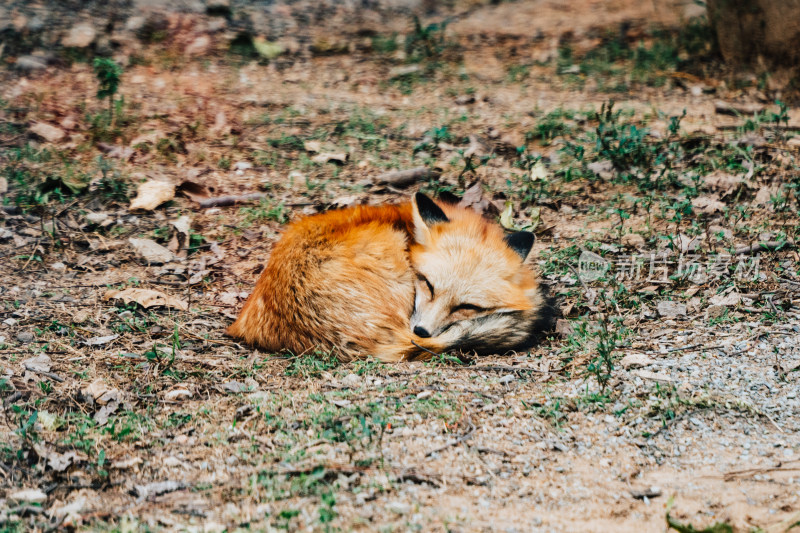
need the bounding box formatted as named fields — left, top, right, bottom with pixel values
left=504, top=231, right=535, bottom=260
left=436, top=191, right=460, bottom=205
left=412, top=192, right=449, bottom=245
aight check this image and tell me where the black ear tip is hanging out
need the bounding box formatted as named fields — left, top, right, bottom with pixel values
left=505, top=231, right=535, bottom=259
left=414, top=192, right=431, bottom=204
left=414, top=192, right=449, bottom=225
left=436, top=191, right=460, bottom=205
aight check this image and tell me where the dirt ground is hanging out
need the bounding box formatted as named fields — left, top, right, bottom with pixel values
left=1, top=0, right=800, bottom=531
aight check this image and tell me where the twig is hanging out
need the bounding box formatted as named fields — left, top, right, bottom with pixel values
left=286, top=439, right=332, bottom=457
left=28, top=369, right=65, bottom=383
left=197, top=193, right=267, bottom=208
left=411, top=339, right=443, bottom=359
left=374, top=167, right=439, bottom=187
left=18, top=238, right=41, bottom=272
left=567, top=263, right=596, bottom=306
left=425, top=419, right=475, bottom=457
left=721, top=461, right=800, bottom=481
left=714, top=100, right=766, bottom=116
left=667, top=343, right=701, bottom=353
left=395, top=469, right=441, bottom=487
left=735, top=240, right=795, bottom=255
left=453, top=364, right=551, bottom=374
left=763, top=411, right=784, bottom=434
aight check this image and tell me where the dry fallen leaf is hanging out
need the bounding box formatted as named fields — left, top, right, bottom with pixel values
left=104, top=287, right=188, bottom=311
left=311, top=152, right=348, bottom=164
left=704, top=170, right=748, bottom=196
left=129, top=180, right=176, bottom=211
left=692, top=194, right=726, bottom=214
left=30, top=121, right=66, bottom=143
left=529, top=160, right=549, bottom=182
left=80, top=379, right=122, bottom=425
left=499, top=202, right=516, bottom=230
left=754, top=185, right=780, bottom=207
left=177, top=179, right=214, bottom=203
left=129, top=238, right=174, bottom=264
left=168, top=215, right=192, bottom=258
left=331, top=195, right=361, bottom=208
left=458, top=181, right=499, bottom=217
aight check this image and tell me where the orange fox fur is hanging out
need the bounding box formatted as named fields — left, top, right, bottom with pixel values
left=226, top=193, right=556, bottom=362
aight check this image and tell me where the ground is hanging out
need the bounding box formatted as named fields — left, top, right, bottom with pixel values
left=1, top=1, right=800, bottom=531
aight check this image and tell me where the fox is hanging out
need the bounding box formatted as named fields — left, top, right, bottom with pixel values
left=226, top=192, right=557, bottom=362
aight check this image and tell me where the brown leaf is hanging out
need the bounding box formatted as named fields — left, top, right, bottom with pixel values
left=177, top=180, right=214, bottom=203
left=691, top=194, right=726, bottom=214
left=754, top=185, right=779, bottom=206
left=30, top=122, right=66, bottom=143
left=129, top=180, right=176, bottom=211
left=457, top=181, right=499, bottom=217
left=311, top=152, right=348, bottom=164
left=104, top=288, right=188, bottom=311
left=704, top=170, right=748, bottom=196
left=168, top=215, right=192, bottom=258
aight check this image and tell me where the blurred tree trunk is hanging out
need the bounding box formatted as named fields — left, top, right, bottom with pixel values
left=707, top=0, right=800, bottom=66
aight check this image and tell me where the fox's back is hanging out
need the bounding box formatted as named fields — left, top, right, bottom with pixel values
left=226, top=203, right=418, bottom=359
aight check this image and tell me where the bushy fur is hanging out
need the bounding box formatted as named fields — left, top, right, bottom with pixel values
left=226, top=194, right=556, bottom=361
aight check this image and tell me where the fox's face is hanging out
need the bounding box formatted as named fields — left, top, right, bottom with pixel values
left=408, top=193, right=540, bottom=340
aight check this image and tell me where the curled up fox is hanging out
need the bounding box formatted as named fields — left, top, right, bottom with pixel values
left=227, top=193, right=557, bottom=362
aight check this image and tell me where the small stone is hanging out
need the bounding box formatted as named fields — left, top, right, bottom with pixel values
left=387, top=501, right=411, bottom=515
left=222, top=381, right=248, bottom=394
left=85, top=212, right=110, bottom=225
left=185, top=35, right=211, bottom=56
left=340, top=373, right=362, bottom=388
left=709, top=291, right=741, bottom=307
left=620, top=353, right=653, bottom=369
left=633, top=370, right=675, bottom=384
left=163, top=456, right=184, bottom=467
left=587, top=161, right=615, bottom=180
left=16, top=55, right=48, bottom=71
left=30, top=122, right=66, bottom=143
left=62, top=23, right=96, bottom=48
left=706, top=305, right=727, bottom=320
left=72, top=310, right=90, bottom=324
left=125, top=16, right=147, bottom=32
left=17, top=331, right=35, bottom=344
left=165, top=388, right=193, bottom=400
left=129, top=238, right=174, bottom=264
left=621, top=233, right=645, bottom=248
left=9, top=488, right=47, bottom=503
left=498, top=374, right=515, bottom=384
left=23, top=354, right=51, bottom=372
left=555, top=319, right=574, bottom=336
left=657, top=301, right=687, bottom=318
left=51, top=262, right=67, bottom=272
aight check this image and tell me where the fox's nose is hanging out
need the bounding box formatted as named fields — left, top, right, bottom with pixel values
left=413, top=326, right=431, bottom=338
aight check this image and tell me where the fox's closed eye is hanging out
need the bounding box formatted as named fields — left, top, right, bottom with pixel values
left=452, top=303, right=490, bottom=313
left=418, top=275, right=434, bottom=297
